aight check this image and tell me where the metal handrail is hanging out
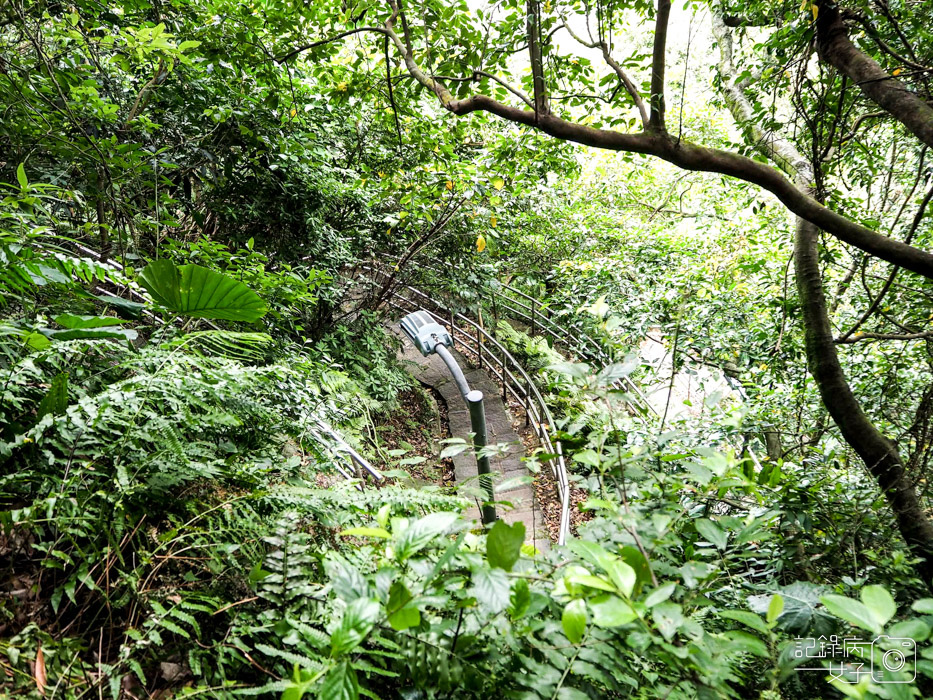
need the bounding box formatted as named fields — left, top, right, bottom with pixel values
left=363, top=266, right=572, bottom=544
left=375, top=256, right=656, bottom=415
left=492, top=276, right=761, bottom=466
left=370, top=258, right=759, bottom=468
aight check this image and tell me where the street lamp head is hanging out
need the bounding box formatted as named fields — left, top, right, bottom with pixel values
left=400, top=310, right=453, bottom=357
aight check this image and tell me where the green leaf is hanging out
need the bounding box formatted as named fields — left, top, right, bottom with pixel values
left=821, top=594, right=882, bottom=635
left=37, top=372, right=68, bottom=419
left=618, top=545, right=652, bottom=596
left=723, top=630, right=770, bottom=658
left=589, top=594, right=637, bottom=628
left=888, top=618, right=929, bottom=642
left=319, top=660, right=359, bottom=700
left=95, top=294, right=146, bottom=319
left=565, top=573, right=616, bottom=593
left=386, top=582, right=420, bottom=631
left=860, top=585, right=896, bottom=629
left=395, top=511, right=459, bottom=561
left=695, top=518, right=728, bottom=550
left=912, top=598, right=933, bottom=614
left=767, top=594, right=784, bottom=625
left=439, top=444, right=469, bottom=458
left=604, top=559, right=637, bottom=597
left=340, top=527, right=391, bottom=539
left=330, top=598, right=380, bottom=656
left=566, top=540, right=636, bottom=596
left=644, top=583, right=675, bottom=608
left=748, top=582, right=834, bottom=635
left=509, top=578, right=531, bottom=620
left=652, top=602, right=683, bottom=642
left=684, top=461, right=713, bottom=485
left=376, top=504, right=391, bottom=529
left=16, top=163, right=27, bottom=189
left=562, top=599, right=587, bottom=643
left=470, top=567, right=511, bottom=614
left=718, top=609, right=770, bottom=634
left=24, top=332, right=51, bottom=351
left=54, top=314, right=127, bottom=329
left=138, top=259, right=266, bottom=322
left=46, top=327, right=138, bottom=342
left=486, top=520, right=525, bottom=571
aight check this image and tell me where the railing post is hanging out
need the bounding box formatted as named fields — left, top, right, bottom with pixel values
left=500, top=350, right=507, bottom=401
left=467, top=390, right=497, bottom=525
left=477, top=325, right=483, bottom=369
left=525, top=375, right=534, bottom=427
left=531, top=297, right=537, bottom=335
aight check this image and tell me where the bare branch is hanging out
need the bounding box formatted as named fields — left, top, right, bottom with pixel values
left=561, top=16, right=649, bottom=128
left=527, top=0, right=549, bottom=116
left=433, top=71, right=533, bottom=108
left=836, top=329, right=933, bottom=343
left=275, top=27, right=390, bottom=64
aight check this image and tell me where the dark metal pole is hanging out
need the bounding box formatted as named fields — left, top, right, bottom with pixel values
left=467, top=389, right=497, bottom=524
left=434, top=343, right=496, bottom=524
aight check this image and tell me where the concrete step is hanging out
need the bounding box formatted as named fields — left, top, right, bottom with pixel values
left=388, top=321, right=550, bottom=551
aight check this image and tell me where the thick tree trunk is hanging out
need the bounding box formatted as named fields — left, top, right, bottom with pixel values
left=763, top=431, right=783, bottom=462
left=816, top=3, right=933, bottom=150
left=795, top=212, right=933, bottom=589
left=711, top=13, right=933, bottom=588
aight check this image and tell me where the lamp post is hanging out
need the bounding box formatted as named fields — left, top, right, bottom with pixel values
left=400, top=310, right=497, bottom=525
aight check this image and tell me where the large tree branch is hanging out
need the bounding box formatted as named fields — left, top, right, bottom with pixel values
left=711, top=14, right=813, bottom=180
left=649, top=0, right=672, bottom=130
left=796, top=206, right=933, bottom=589
left=527, top=0, right=549, bottom=116
left=714, top=12, right=933, bottom=587
left=816, top=2, right=933, bottom=150
left=278, top=22, right=933, bottom=280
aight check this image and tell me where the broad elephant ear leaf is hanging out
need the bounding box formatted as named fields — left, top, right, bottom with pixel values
left=138, top=260, right=266, bottom=322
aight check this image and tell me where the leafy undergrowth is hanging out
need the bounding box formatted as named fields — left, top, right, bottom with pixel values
left=3, top=246, right=933, bottom=700
left=369, top=386, right=451, bottom=486
left=0, top=331, right=456, bottom=695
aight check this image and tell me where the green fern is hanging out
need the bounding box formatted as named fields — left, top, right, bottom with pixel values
left=162, top=330, right=276, bottom=364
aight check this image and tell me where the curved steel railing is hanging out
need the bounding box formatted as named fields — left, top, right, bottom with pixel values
left=371, top=257, right=657, bottom=416
left=361, top=265, right=572, bottom=544
left=480, top=277, right=761, bottom=467
left=365, top=257, right=760, bottom=480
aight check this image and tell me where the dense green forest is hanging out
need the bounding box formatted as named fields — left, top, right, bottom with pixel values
left=3, top=0, right=933, bottom=697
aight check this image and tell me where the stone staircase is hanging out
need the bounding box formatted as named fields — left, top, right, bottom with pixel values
left=390, top=326, right=549, bottom=551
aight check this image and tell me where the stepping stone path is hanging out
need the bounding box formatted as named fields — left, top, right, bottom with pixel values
left=390, top=326, right=549, bottom=551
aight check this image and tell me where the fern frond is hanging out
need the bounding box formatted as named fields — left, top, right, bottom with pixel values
left=252, top=643, right=326, bottom=672
left=163, top=330, right=276, bottom=364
